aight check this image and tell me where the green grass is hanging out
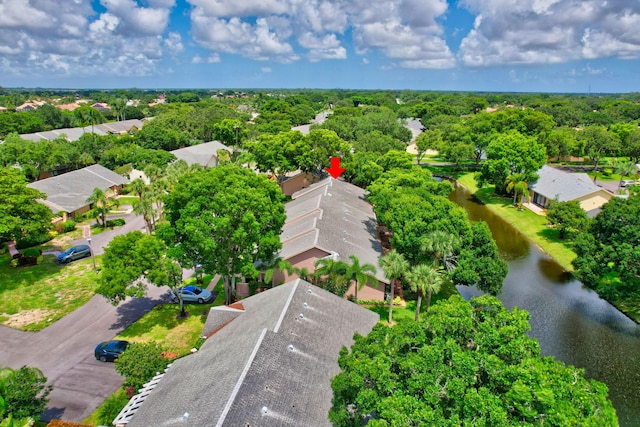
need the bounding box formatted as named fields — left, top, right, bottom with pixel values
left=117, top=195, right=138, bottom=205
left=82, top=387, right=128, bottom=426
left=456, top=173, right=577, bottom=271
left=0, top=253, right=100, bottom=331
left=365, top=279, right=458, bottom=324
left=115, top=275, right=224, bottom=356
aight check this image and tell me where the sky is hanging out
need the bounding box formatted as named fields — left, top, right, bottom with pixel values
left=1, top=0, right=640, bottom=93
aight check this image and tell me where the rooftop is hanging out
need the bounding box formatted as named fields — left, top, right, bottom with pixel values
left=529, top=165, right=610, bottom=202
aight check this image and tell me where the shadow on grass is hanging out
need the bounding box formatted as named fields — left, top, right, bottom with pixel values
left=110, top=295, right=167, bottom=331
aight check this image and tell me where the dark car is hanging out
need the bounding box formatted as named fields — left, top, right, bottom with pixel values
left=95, top=340, right=129, bottom=362
left=57, top=245, right=91, bottom=264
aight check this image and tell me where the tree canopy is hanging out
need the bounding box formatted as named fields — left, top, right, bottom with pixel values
left=159, top=165, right=286, bottom=305
left=330, top=295, right=617, bottom=427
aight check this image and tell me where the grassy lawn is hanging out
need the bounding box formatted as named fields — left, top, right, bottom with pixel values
left=456, top=172, right=577, bottom=272
left=117, top=195, right=138, bottom=205
left=365, top=279, right=458, bottom=324
left=0, top=253, right=100, bottom=331
left=115, top=275, right=224, bottom=356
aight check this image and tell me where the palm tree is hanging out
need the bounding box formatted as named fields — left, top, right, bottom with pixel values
left=129, top=178, right=148, bottom=203
left=420, top=230, right=459, bottom=271
left=344, top=255, right=377, bottom=304
left=314, top=257, right=349, bottom=296
left=378, top=250, right=409, bottom=324
left=406, top=264, right=443, bottom=321
left=86, top=188, right=109, bottom=228
left=613, top=160, right=637, bottom=189
left=132, top=197, right=156, bottom=235
left=264, top=257, right=294, bottom=286
left=505, top=173, right=530, bottom=208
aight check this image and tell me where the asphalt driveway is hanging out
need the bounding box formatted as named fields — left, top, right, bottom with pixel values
left=0, top=212, right=173, bottom=423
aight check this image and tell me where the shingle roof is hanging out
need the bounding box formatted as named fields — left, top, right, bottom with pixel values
left=170, top=141, right=232, bottom=168
left=280, top=178, right=389, bottom=283
left=27, top=164, right=128, bottom=213
left=18, top=119, right=144, bottom=142
left=530, top=165, right=609, bottom=202
left=122, top=279, right=379, bottom=427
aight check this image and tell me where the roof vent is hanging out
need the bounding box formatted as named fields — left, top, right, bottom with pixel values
left=261, top=406, right=268, bottom=415
left=288, top=344, right=294, bottom=351
left=182, top=412, right=189, bottom=420
left=307, top=289, right=313, bottom=294
left=303, top=302, right=308, bottom=308
left=298, top=313, right=304, bottom=319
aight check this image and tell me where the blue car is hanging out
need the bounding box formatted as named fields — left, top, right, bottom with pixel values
left=57, top=245, right=91, bottom=264
left=170, top=285, right=213, bottom=304
left=95, top=340, right=129, bottom=362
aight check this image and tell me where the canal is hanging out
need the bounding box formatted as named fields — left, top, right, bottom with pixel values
left=449, top=184, right=640, bottom=427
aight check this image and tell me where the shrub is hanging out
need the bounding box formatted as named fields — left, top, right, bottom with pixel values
left=15, top=232, right=52, bottom=249
left=115, top=342, right=170, bottom=391
left=105, top=218, right=126, bottom=227
left=62, top=220, right=77, bottom=233
left=95, top=389, right=130, bottom=426
left=0, top=242, right=8, bottom=254
left=23, top=248, right=42, bottom=258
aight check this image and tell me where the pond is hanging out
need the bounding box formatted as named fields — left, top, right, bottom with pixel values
left=449, top=183, right=640, bottom=426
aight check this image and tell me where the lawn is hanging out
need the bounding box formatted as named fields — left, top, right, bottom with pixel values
left=455, top=172, right=577, bottom=271
left=0, top=253, right=100, bottom=331
left=365, top=279, right=458, bottom=324
left=115, top=275, right=224, bottom=356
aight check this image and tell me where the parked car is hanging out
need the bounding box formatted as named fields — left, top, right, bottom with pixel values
left=56, top=245, right=91, bottom=264
left=171, top=285, right=213, bottom=304
left=621, top=180, right=639, bottom=187
left=95, top=340, right=129, bottom=362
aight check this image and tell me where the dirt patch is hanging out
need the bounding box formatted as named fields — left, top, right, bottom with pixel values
left=4, top=308, right=55, bottom=329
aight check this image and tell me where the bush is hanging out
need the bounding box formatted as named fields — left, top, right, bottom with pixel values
left=95, top=389, right=130, bottom=426
left=105, top=218, right=125, bottom=227
left=23, top=248, right=42, bottom=258
left=62, top=220, right=77, bottom=233
left=115, top=342, right=170, bottom=391
left=15, top=232, right=52, bottom=249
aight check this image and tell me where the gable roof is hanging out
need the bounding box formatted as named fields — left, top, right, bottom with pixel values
left=121, top=279, right=379, bottom=427
left=27, top=164, right=128, bottom=213
left=529, top=165, right=611, bottom=202
left=18, top=119, right=144, bottom=142
left=170, top=141, right=232, bottom=168
left=280, top=178, right=389, bottom=283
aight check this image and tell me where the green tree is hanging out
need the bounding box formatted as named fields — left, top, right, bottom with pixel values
left=213, top=118, right=245, bottom=146
left=478, top=131, right=546, bottom=194
left=580, top=126, right=619, bottom=175
left=624, top=128, right=640, bottom=163
left=546, top=200, right=590, bottom=239
left=97, top=231, right=188, bottom=315
left=0, top=366, right=51, bottom=420
left=505, top=173, right=531, bottom=209
left=414, top=129, right=442, bottom=164
left=159, top=165, right=285, bottom=305
left=344, top=255, right=377, bottom=304
left=420, top=230, right=459, bottom=270
left=0, top=168, right=52, bottom=242
left=86, top=187, right=118, bottom=228
left=613, top=160, right=637, bottom=190
left=378, top=250, right=409, bottom=324
left=329, top=295, right=617, bottom=427
left=295, top=129, right=351, bottom=175
left=314, top=257, right=350, bottom=297
left=406, top=264, right=443, bottom=320
left=115, top=342, right=170, bottom=391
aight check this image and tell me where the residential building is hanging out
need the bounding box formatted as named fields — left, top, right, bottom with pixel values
left=170, top=140, right=232, bottom=168
left=274, top=178, right=389, bottom=299
left=115, top=279, right=379, bottom=427
left=529, top=165, right=613, bottom=217
left=18, top=119, right=145, bottom=142
left=27, top=164, right=128, bottom=221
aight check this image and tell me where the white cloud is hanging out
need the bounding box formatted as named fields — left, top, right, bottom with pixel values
left=0, top=0, right=180, bottom=79
left=261, top=67, right=272, bottom=73
left=458, top=0, right=640, bottom=66
left=186, top=0, right=455, bottom=68
left=192, top=53, right=221, bottom=64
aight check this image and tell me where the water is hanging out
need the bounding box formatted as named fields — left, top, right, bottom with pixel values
left=449, top=184, right=640, bottom=427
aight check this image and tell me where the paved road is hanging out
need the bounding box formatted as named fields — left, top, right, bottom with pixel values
left=0, top=211, right=172, bottom=423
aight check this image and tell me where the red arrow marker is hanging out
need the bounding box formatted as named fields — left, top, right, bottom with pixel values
left=326, top=157, right=345, bottom=179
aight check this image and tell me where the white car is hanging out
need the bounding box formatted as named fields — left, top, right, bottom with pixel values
left=171, top=285, right=213, bottom=304
left=621, top=180, right=639, bottom=187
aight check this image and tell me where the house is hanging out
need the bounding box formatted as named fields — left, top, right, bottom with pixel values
left=18, top=119, right=145, bottom=142
left=529, top=165, right=613, bottom=217
left=114, top=279, right=379, bottom=427
left=91, top=102, right=110, bottom=111
left=274, top=178, right=389, bottom=299
left=27, top=164, right=128, bottom=221
left=169, top=140, right=232, bottom=168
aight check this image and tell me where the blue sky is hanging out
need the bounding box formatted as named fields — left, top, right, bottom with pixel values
left=1, top=0, right=639, bottom=93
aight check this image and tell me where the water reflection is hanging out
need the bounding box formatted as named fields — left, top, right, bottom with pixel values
left=449, top=185, right=640, bottom=427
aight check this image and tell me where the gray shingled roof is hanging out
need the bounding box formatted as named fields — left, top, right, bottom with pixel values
left=124, top=279, right=379, bottom=427
left=170, top=141, right=232, bottom=168
left=18, top=119, right=144, bottom=142
left=529, top=165, right=608, bottom=202
left=280, top=178, right=389, bottom=283
left=27, top=164, right=128, bottom=213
